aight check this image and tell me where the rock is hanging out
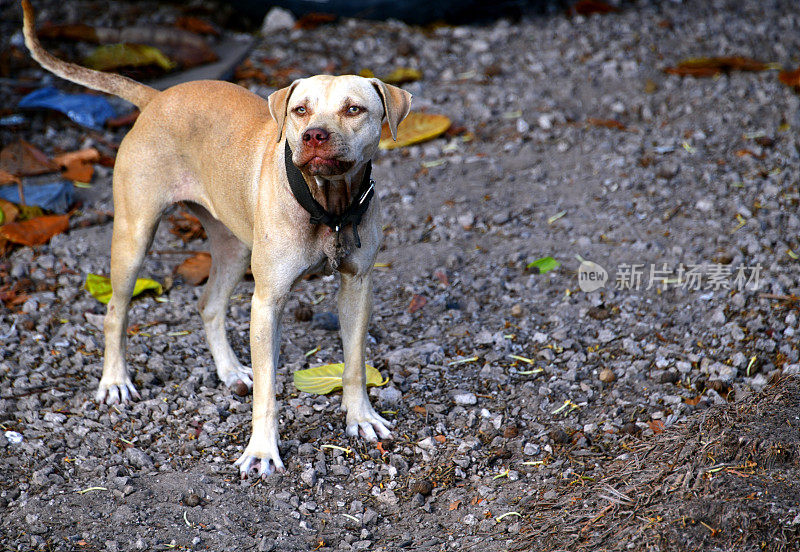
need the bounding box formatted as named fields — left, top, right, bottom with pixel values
left=377, top=386, right=402, bottom=406
left=510, top=303, right=524, bottom=317
left=409, top=479, right=433, bottom=496
left=599, top=368, right=616, bottom=383
left=182, top=492, right=201, bottom=507
left=301, top=467, right=318, bottom=487
left=261, top=7, right=295, bottom=34
left=311, top=312, right=339, bottom=331
left=293, top=302, right=313, bottom=322
left=452, top=392, right=477, bottom=406
left=376, top=490, right=398, bottom=506
left=124, top=448, right=153, bottom=470
left=523, top=443, right=540, bottom=456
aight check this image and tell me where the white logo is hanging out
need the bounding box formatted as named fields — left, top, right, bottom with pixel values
left=577, top=256, right=607, bottom=292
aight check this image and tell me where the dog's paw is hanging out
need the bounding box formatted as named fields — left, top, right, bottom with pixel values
left=217, top=363, right=253, bottom=391
left=234, top=439, right=285, bottom=479
left=343, top=399, right=393, bottom=442
left=95, top=379, right=140, bottom=405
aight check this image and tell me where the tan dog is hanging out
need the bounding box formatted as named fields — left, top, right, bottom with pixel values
left=21, top=0, right=410, bottom=477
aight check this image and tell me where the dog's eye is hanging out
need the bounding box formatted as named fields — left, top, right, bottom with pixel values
left=294, top=106, right=307, bottom=115
left=347, top=106, right=363, bottom=115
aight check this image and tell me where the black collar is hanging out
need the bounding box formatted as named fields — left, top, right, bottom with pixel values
left=284, top=141, right=374, bottom=249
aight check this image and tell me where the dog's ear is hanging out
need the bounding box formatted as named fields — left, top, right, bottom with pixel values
left=268, top=80, right=301, bottom=142
left=369, top=79, right=412, bottom=141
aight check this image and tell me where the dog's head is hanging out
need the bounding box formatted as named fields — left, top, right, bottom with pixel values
left=268, top=75, right=411, bottom=178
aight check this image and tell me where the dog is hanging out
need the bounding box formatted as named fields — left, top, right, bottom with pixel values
left=21, top=0, right=411, bottom=478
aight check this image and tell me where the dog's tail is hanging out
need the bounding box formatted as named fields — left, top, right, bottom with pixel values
left=21, top=0, right=157, bottom=109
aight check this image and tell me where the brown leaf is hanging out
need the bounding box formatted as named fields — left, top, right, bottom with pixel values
left=434, top=269, right=449, bottom=286
left=408, top=294, right=427, bottom=313
left=664, top=56, right=767, bottom=78
left=648, top=420, right=665, bottom=434
left=568, top=0, right=618, bottom=16
left=175, top=16, right=219, bottom=36
left=294, top=13, right=337, bottom=30
left=412, top=405, right=427, bottom=415
left=449, top=500, right=461, bottom=511
left=168, top=211, right=206, bottom=243
left=38, top=22, right=99, bottom=42
left=53, top=148, right=100, bottom=183
left=175, top=252, right=211, bottom=286
left=0, top=140, right=57, bottom=177
left=587, top=117, right=627, bottom=131
left=434, top=435, right=446, bottom=443
left=684, top=395, right=702, bottom=406
left=106, top=110, right=140, bottom=128
left=779, top=68, right=800, bottom=88
left=0, top=214, right=69, bottom=246
left=0, top=199, right=20, bottom=225
left=0, top=169, right=20, bottom=185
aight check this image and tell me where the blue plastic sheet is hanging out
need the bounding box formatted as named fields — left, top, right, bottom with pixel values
left=0, top=181, right=75, bottom=213
left=18, top=87, right=116, bottom=130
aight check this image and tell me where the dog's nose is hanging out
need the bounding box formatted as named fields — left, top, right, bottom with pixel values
left=302, top=128, right=329, bottom=147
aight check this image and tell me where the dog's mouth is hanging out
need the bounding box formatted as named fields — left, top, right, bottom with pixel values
left=296, top=154, right=354, bottom=177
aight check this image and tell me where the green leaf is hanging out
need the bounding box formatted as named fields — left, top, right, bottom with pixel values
left=84, top=273, right=163, bottom=304
left=85, top=44, right=176, bottom=72
left=527, top=256, right=561, bottom=274
left=294, top=363, right=388, bottom=395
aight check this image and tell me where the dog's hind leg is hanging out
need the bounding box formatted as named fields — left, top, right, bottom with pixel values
left=97, top=192, right=162, bottom=404
left=187, top=204, right=253, bottom=389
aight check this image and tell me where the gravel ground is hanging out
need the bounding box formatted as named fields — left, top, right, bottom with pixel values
left=2, top=0, right=800, bottom=550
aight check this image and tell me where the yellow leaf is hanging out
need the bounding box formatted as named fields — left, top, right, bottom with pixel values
left=382, top=67, right=422, bottom=85
left=84, top=273, right=163, bottom=304
left=379, top=112, right=451, bottom=150
left=85, top=44, right=175, bottom=72
left=293, top=363, right=388, bottom=395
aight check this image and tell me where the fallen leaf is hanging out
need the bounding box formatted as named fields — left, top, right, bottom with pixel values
left=382, top=67, right=422, bottom=85
left=408, top=294, right=427, bottom=313
left=234, top=59, right=269, bottom=83
left=293, top=363, right=388, bottom=395
left=434, top=435, right=446, bottom=443
left=294, top=13, right=337, bottom=30
left=175, top=16, right=219, bottom=36
left=412, top=405, right=427, bottom=415
left=449, top=501, right=461, bottom=511
left=568, top=0, right=618, bottom=16
left=168, top=211, right=206, bottom=243
left=0, top=169, right=20, bottom=185
left=0, top=214, right=69, bottom=246
left=0, top=199, right=19, bottom=225
left=587, top=117, right=627, bottom=131
left=85, top=44, right=176, bottom=72
left=376, top=442, right=387, bottom=455
left=106, top=110, right=140, bottom=128
left=648, top=420, right=665, bottom=434
left=175, top=252, right=211, bottom=286
left=684, top=395, right=702, bottom=406
left=779, top=68, right=800, bottom=89
left=0, top=140, right=57, bottom=177
left=664, top=56, right=767, bottom=78
left=53, top=148, right=100, bottom=183
left=84, top=273, right=162, bottom=304
left=40, top=24, right=217, bottom=69
left=527, top=256, right=560, bottom=274
left=379, top=112, right=451, bottom=150
left=434, top=269, right=449, bottom=286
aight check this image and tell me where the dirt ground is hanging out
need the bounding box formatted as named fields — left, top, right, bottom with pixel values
left=2, top=0, right=800, bottom=550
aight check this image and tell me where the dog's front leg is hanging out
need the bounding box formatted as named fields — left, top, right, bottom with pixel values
left=234, top=263, right=292, bottom=478
left=339, top=271, right=393, bottom=441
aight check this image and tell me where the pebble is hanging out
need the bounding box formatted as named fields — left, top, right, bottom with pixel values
left=452, top=392, right=477, bottom=406
left=599, top=368, right=616, bottom=383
